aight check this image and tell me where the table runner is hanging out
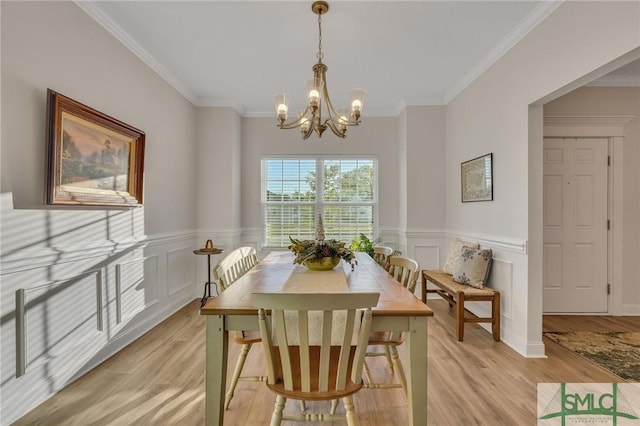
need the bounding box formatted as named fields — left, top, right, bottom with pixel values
left=277, top=262, right=358, bottom=345
left=281, top=263, right=350, bottom=293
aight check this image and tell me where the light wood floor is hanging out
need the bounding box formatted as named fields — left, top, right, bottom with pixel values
left=14, top=299, right=638, bottom=426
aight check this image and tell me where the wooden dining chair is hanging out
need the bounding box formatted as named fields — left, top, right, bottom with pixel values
left=251, top=292, right=380, bottom=425
left=212, top=246, right=262, bottom=410
left=372, top=246, right=394, bottom=271
left=363, top=255, right=419, bottom=396
left=387, top=255, right=420, bottom=294
left=213, top=246, right=258, bottom=292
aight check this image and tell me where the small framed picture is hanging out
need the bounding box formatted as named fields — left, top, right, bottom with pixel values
left=45, top=89, right=145, bottom=207
left=461, top=153, right=493, bottom=202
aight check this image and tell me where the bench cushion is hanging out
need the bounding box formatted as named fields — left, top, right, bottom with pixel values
left=424, top=270, right=496, bottom=296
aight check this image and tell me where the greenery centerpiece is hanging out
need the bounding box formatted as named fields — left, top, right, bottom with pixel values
left=350, top=233, right=374, bottom=258
left=288, top=215, right=356, bottom=271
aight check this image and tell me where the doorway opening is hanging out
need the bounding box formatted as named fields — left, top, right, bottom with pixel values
left=542, top=136, right=610, bottom=314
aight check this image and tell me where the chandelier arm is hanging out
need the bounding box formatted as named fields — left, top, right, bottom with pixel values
left=318, top=69, right=360, bottom=127
left=277, top=106, right=313, bottom=129
left=320, top=82, right=340, bottom=123
left=321, top=91, right=362, bottom=128
left=324, top=119, right=346, bottom=138
left=302, top=123, right=315, bottom=140
left=317, top=70, right=351, bottom=131
left=323, top=87, right=359, bottom=126
left=319, top=85, right=358, bottom=136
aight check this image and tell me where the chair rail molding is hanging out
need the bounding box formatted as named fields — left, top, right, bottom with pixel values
left=445, top=230, right=528, bottom=255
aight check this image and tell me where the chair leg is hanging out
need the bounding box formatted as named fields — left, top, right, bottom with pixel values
left=390, top=346, right=407, bottom=397
left=330, top=399, right=339, bottom=415
left=363, top=359, right=373, bottom=384
left=343, top=396, right=359, bottom=426
left=271, top=395, right=286, bottom=426
left=383, top=346, right=394, bottom=372
left=299, top=400, right=306, bottom=411
left=225, top=343, right=251, bottom=410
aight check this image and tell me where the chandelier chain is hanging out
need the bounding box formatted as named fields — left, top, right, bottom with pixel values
left=317, top=13, right=323, bottom=61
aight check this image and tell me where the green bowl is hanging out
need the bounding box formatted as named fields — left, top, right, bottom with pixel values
left=303, top=256, right=341, bottom=271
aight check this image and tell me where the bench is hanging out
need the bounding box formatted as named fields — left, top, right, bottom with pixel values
left=421, top=270, right=500, bottom=342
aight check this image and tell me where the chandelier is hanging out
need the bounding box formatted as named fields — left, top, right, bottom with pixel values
left=274, top=1, right=365, bottom=139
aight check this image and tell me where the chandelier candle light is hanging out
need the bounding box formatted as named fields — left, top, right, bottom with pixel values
left=274, top=1, right=366, bottom=139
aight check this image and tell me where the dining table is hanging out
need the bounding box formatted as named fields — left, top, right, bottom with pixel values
left=200, top=250, right=433, bottom=425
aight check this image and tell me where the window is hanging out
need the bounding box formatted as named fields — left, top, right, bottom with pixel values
left=262, top=157, right=377, bottom=248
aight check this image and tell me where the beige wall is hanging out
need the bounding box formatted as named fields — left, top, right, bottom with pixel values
left=544, top=86, right=640, bottom=314
left=446, top=1, right=640, bottom=355
left=545, top=86, right=640, bottom=115
left=406, top=106, right=446, bottom=231
left=1, top=2, right=198, bottom=423
left=237, top=107, right=447, bottom=255
left=2, top=1, right=639, bottom=422
left=195, top=107, right=242, bottom=233
left=239, top=116, right=402, bottom=244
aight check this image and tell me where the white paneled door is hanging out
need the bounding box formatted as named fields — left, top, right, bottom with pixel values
left=543, top=138, right=609, bottom=313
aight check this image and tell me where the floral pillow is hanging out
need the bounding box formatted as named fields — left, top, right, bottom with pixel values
left=452, top=247, right=493, bottom=289
left=443, top=238, right=480, bottom=274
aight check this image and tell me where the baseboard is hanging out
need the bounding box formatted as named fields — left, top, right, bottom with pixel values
left=623, top=304, right=640, bottom=315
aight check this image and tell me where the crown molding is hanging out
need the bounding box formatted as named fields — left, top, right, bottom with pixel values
left=74, top=1, right=198, bottom=105
left=443, top=0, right=564, bottom=104
left=243, top=111, right=274, bottom=118
left=587, top=75, right=640, bottom=87
left=195, top=97, right=246, bottom=115
left=242, top=104, right=405, bottom=118
left=75, top=1, right=565, bottom=118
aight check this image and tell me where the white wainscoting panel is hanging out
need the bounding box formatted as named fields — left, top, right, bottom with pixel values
left=115, top=255, right=159, bottom=324
left=488, top=257, right=513, bottom=320
left=464, top=258, right=514, bottom=327
left=15, top=270, right=103, bottom=377
left=166, top=246, right=195, bottom=297
left=1, top=229, right=202, bottom=425
left=412, top=244, right=441, bottom=301
left=413, top=244, right=441, bottom=271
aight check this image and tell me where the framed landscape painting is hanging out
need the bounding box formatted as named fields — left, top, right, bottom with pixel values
left=45, top=89, right=145, bottom=207
left=461, top=153, right=493, bottom=202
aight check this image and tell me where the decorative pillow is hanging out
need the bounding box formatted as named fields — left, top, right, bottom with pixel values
left=443, top=239, right=480, bottom=274
left=452, top=247, right=493, bottom=289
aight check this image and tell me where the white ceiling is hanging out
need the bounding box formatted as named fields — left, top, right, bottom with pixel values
left=78, top=1, right=635, bottom=117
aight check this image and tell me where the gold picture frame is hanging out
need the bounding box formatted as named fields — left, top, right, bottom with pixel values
left=45, top=89, right=145, bottom=207
left=461, top=153, right=493, bottom=202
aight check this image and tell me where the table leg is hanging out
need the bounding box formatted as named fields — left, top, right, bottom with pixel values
left=205, top=315, right=228, bottom=426
left=405, top=315, right=428, bottom=425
